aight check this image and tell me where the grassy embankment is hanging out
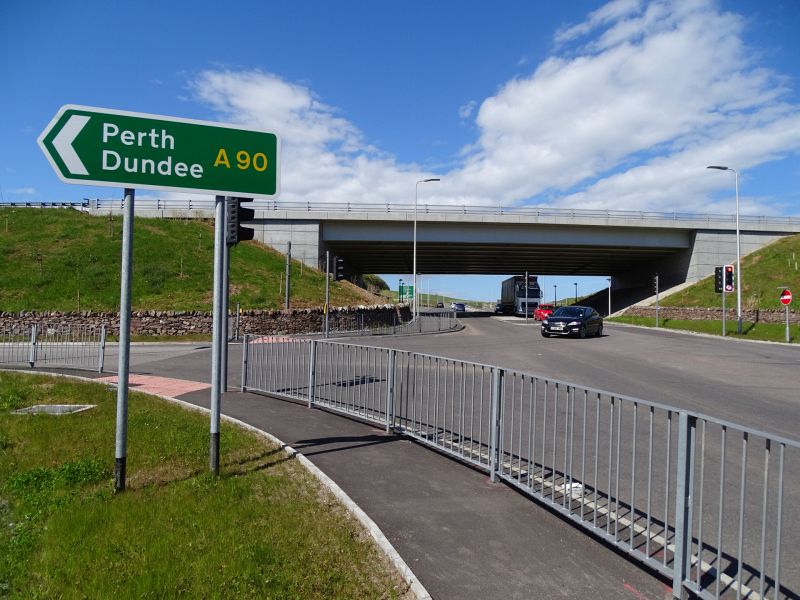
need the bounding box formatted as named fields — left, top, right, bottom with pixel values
left=0, top=371, right=406, bottom=598
left=610, top=233, right=800, bottom=342
left=0, top=207, right=379, bottom=313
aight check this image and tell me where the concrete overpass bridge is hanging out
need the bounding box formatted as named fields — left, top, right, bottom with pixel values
left=84, top=198, right=800, bottom=302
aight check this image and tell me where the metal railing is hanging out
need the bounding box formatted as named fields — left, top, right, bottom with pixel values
left=241, top=338, right=799, bottom=600
left=323, top=310, right=457, bottom=338
left=83, top=197, right=800, bottom=228
left=0, top=324, right=106, bottom=372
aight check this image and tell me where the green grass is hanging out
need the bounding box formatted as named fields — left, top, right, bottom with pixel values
left=0, top=208, right=378, bottom=312
left=0, top=371, right=404, bottom=599
left=610, top=315, right=799, bottom=343
left=664, top=233, right=800, bottom=311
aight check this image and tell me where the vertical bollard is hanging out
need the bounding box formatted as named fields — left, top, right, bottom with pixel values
left=28, top=324, right=38, bottom=368
left=307, top=340, right=317, bottom=408
left=672, top=411, right=696, bottom=598
left=386, top=349, right=396, bottom=432
left=489, top=367, right=504, bottom=483
left=98, top=325, right=106, bottom=373
left=240, top=334, right=249, bottom=392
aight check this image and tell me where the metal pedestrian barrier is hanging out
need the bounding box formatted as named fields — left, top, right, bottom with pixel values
left=323, top=310, right=458, bottom=338
left=242, top=337, right=799, bottom=600
left=0, top=324, right=106, bottom=372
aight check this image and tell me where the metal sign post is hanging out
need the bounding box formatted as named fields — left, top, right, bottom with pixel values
left=39, top=104, right=281, bottom=482
left=780, top=288, right=792, bottom=343
left=285, top=241, right=291, bottom=309
left=114, top=188, right=135, bottom=492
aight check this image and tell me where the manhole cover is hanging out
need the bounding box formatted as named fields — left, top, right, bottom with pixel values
left=12, top=404, right=96, bottom=415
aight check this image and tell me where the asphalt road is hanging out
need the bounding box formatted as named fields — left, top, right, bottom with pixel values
left=359, top=314, right=800, bottom=442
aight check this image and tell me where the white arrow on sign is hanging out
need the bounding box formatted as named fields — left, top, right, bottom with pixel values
left=52, top=114, right=90, bottom=175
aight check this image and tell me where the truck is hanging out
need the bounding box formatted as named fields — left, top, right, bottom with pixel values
left=499, top=275, right=542, bottom=316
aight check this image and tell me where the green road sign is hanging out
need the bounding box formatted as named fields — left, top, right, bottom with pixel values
left=38, top=105, right=280, bottom=196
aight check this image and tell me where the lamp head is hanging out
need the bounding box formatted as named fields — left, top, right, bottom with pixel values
left=707, top=165, right=729, bottom=171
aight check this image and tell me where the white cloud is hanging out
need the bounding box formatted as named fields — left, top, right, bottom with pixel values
left=459, top=100, right=477, bottom=120
left=188, top=0, right=800, bottom=214
left=189, top=70, right=439, bottom=205
left=8, top=187, right=36, bottom=195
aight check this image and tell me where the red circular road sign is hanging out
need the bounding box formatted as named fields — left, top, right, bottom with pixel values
left=780, top=289, right=792, bottom=305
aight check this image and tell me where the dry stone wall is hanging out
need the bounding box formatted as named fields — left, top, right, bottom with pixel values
left=0, top=305, right=412, bottom=336
left=623, top=306, right=800, bottom=324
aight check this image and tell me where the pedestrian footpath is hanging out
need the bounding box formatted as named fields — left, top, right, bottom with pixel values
left=161, top=381, right=672, bottom=600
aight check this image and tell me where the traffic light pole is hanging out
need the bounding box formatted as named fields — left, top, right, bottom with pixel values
left=654, top=274, right=660, bottom=328
left=722, top=290, right=726, bottom=337
left=221, top=227, right=229, bottom=392
left=210, top=196, right=225, bottom=476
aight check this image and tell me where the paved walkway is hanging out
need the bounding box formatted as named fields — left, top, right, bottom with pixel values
left=118, top=371, right=671, bottom=600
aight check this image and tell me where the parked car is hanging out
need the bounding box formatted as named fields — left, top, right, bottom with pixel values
left=451, top=302, right=466, bottom=313
left=533, top=303, right=554, bottom=321
left=541, top=306, right=603, bottom=338
left=436, top=302, right=444, bottom=308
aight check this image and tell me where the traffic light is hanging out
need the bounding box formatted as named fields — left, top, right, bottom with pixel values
left=714, top=266, right=724, bottom=293
left=333, top=256, right=345, bottom=281
left=724, top=264, right=734, bottom=292
left=225, top=197, right=255, bottom=246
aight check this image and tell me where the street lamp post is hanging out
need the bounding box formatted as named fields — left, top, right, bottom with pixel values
left=707, top=166, right=742, bottom=334
left=553, top=284, right=557, bottom=307
left=574, top=282, right=578, bottom=304
left=607, top=277, right=612, bottom=316
left=414, top=178, right=440, bottom=320
left=399, top=278, right=404, bottom=303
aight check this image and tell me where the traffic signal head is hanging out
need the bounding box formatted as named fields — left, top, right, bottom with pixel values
left=714, top=266, right=724, bottom=293
left=333, top=256, right=345, bottom=281
left=225, top=197, right=255, bottom=246
left=724, top=264, right=734, bottom=292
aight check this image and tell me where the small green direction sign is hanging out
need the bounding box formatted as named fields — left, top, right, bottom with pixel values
left=38, top=105, right=280, bottom=197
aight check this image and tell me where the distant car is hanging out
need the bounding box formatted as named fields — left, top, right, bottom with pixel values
left=533, top=304, right=555, bottom=321
left=451, top=302, right=466, bottom=313
left=541, top=306, right=603, bottom=338
left=494, top=302, right=503, bottom=314
left=436, top=302, right=445, bottom=308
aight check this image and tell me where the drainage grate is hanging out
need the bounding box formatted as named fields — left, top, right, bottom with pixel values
left=12, top=404, right=96, bottom=415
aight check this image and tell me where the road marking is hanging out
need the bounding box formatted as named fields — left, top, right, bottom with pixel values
left=96, top=374, right=210, bottom=396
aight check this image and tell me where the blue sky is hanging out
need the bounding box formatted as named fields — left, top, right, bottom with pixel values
left=3, top=1, right=800, bottom=302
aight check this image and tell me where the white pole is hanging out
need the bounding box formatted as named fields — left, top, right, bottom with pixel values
left=414, top=178, right=440, bottom=320
left=525, top=271, right=529, bottom=322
